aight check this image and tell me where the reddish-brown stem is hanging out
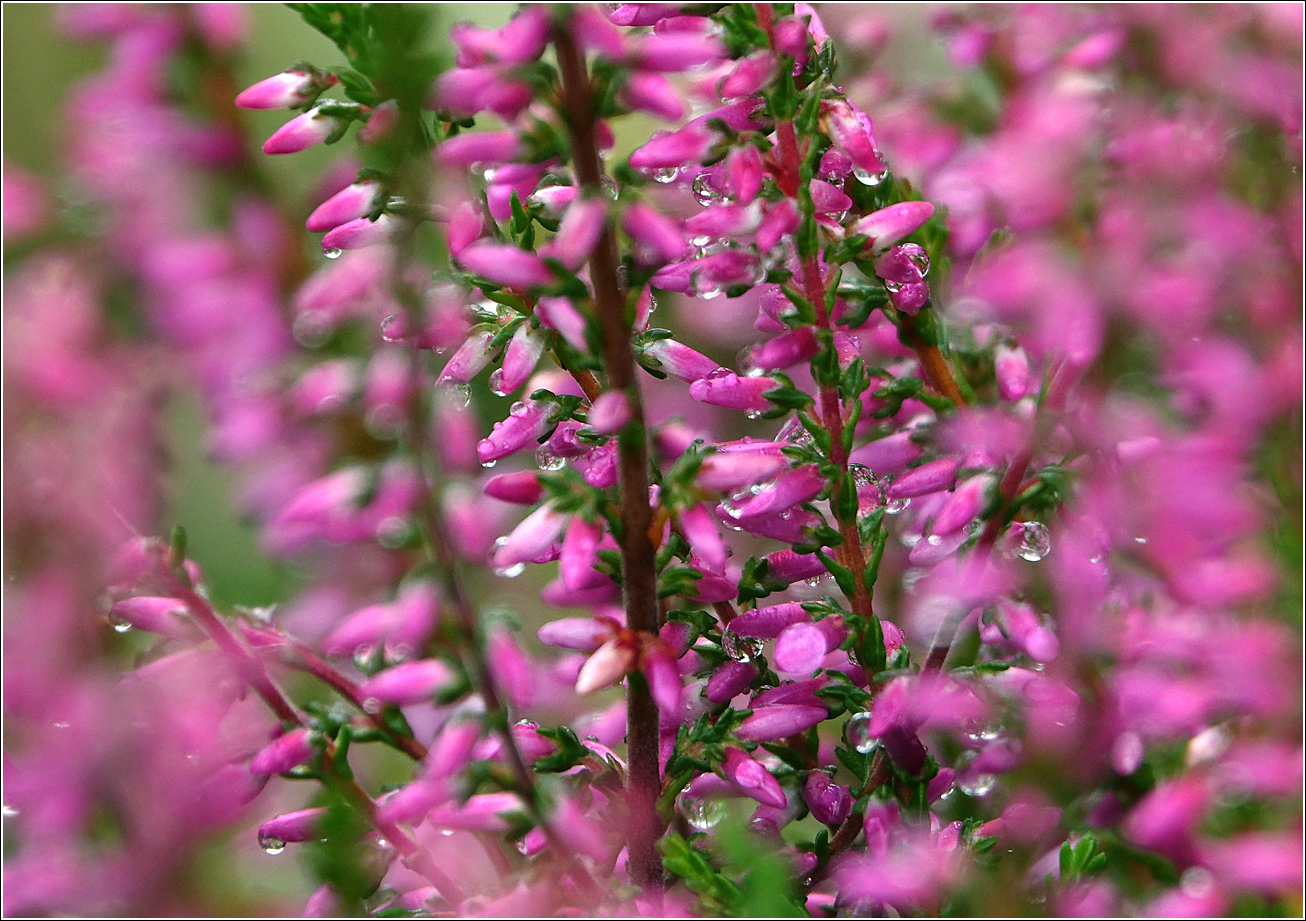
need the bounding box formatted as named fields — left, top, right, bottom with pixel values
left=899, top=312, right=967, bottom=407
left=819, top=751, right=889, bottom=870
left=554, top=20, right=664, bottom=898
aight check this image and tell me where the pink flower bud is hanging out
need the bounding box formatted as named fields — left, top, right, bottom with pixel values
left=873, top=244, right=928, bottom=286
left=803, top=772, right=852, bottom=826
left=445, top=201, right=486, bottom=258
left=623, top=203, right=690, bottom=265
left=237, top=69, right=334, bottom=109
left=358, top=659, right=457, bottom=706
left=886, top=457, right=961, bottom=500
left=764, top=549, right=826, bottom=584
left=757, top=199, right=801, bottom=251
left=493, top=504, right=567, bottom=570
left=640, top=338, right=722, bottom=382
left=680, top=503, right=728, bottom=572
left=722, top=747, right=787, bottom=809
left=706, top=660, right=758, bottom=702
left=644, top=647, right=684, bottom=713
left=732, top=601, right=810, bottom=638
left=994, top=343, right=1031, bottom=401
left=772, top=17, right=809, bottom=57
left=774, top=623, right=830, bottom=674
left=620, top=71, right=684, bottom=121
left=689, top=370, right=776, bottom=413
left=435, top=130, right=522, bottom=168
left=889, top=281, right=929, bottom=316
left=849, top=201, right=936, bottom=254
left=535, top=296, right=590, bottom=351
left=736, top=704, right=827, bottom=741
left=258, top=808, right=327, bottom=845
left=358, top=99, right=399, bottom=145
left=574, top=6, right=624, bottom=57
left=849, top=430, right=923, bottom=475
left=263, top=108, right=343, bottom=155
left=745, top=327, right=820, bottom=372
left=321, top=212, right=402, bottom=251
left=484, top=470, right=544, bottom=505
left=630, top=31, right=725, bottom=72
left=630, top=125, right=716, bottom=171
left=437, top=329, right=497, bottom=386
left=250, top=728, right=316, bottom=776
left=495, top=324, right=545, bottom=396
left=588, top=391, right=632, bottom=434
left=108, top=596, right=188, bottom=635
left=609, top=4, right=677, bottom=27
left=456, top=242, right=554, bottom=288
left=538, top=616, right=613, bottom=653
left=810, top=179, right=852, bottom=215
left=576, top=638, right=637, bottom=694
left=725, top=145, right=765, bottom=204
left=541, top=197, right=607, bottom=271
left=696, top=443, right=789, bottom=492
left=477, top=399, right=553, bottom=465
left=560, top=516, right=606, bottom=591
left=718, top=51, right=776, bottom=99
left=726, top=464, right=824, bottom=518
left=306, top=180, right=384, bottom=232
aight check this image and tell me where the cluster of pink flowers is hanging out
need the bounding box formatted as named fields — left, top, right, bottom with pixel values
left=3, top=3, right=1301, bottom=916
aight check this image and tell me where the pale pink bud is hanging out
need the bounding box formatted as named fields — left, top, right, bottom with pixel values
left=681, top=503, right=728, bottom=572
left=445, top=201, right=486, bottom=258
left=620, top=72, right=684, bottom=121
left=258, top=808, right=326, bottom=845
left=722, top=747, right=787, bottom=809
left=250, top=728, right=316, bottom=775
left=640, top=338, right=721, bottom=382
left=889, top=282, right=929, bottom=316
left=810, top=179, right=852, bottom=215
left=644, top=647, right=684, bottom=713
left=719, top=52, right=776, bottom=99
left=495, top=324, right=545, bottom=395
left=631, top=31, right=725, bottom=72
left=610, top=4, right=677, bottom=27
left=538, top=616, right=613, bottom=653
left=849, top=430, right=922, bottom=475
left=732, top=601, right=810, bottom=638
left=764, top=549, right=826, bottom=584
left=358, top=99, right=399, bottom=144
left=772, top=17, right=809, bottom=57
left=358, top=659, right=456, bottom=706
left=493, top=504, right=567, bottom=570
left=885, top=457, right=961, bottom=499
left=725, top=145, right=764, bottom=204
left=726, top=465, right=824, bottom=518
left=737, top=703, right=827, bottom=741
left=696, top=443, right=789, bottom=492
left=757, top=199, right=801, bottom=252
left=689, top=370, right=776, bottom=413
left=477, top=399, right=553, bottom=465
left=587, top=391, right=632, bottom=435
left=560, top=516, right=605, bottom=591
left=484, top=471, right=544, bottom=505
left=322, top=212, right=402, bottom=251
left=994, top=343, right=1031, bottom=401
left=576, top=638, right=637, bottom=694
left=745, top=327, right=820, bottom=371
left=849, top=202, right=936, bottom=255
left=803, top=772, right=852, bottom=826
left=237, top=69, right=334, bottom=109
left=821, top=99, right=884, bottom=178
left=435, top=130, right=522, bottom=168
left=457, top=242, right=554, bottom=288
left=437, top=329, right=496, bottom=385
left=108, top=596, right=188, bottom=635
left=706, top=660, right=758, bottom=702
left=535, top=296, right=590, bottom=351
left=574, top=6, right=625, bottom=57
left=774, top=623, right=829, bottom=674
left=629, top=125, right=716, bottom=171
left=541, top=197, right=607, bottom=271
left=623, top=203, right=690, bottom=265
left=306, top=180, right=384, bottom=232
left=263, top=108, right=343, bottom=155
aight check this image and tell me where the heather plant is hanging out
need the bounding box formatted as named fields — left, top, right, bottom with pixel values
left=2, top=3, right=1302, bottom=917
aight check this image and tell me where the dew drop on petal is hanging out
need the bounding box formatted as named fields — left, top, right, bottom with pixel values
left=847, top=712, right=876, bottom=754
left=680, top=795, right=727, bottom=831
left=722, top=630, right=762, bottom=663
left=258, top=833, right=286, bottom=855
left=652, top=167, right=679, bottom=184
left=535, top=445, right=566, bottom=471
left=1016, top=521, right=1051, bottom=561
left=852, top=166, right=888, bottom=187
left=488, top=368, right=510, bottom=398
left=958, top=773, right=997, bottom=797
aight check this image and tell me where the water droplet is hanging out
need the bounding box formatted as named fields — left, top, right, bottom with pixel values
left=744, top=408, right=763, bottom=420
left=852, top=166, right=889, bottom=187
left=362, top=697, right=383, bottom=714
left=535, top=445, right=566, bottom=471
left=380, top=315, right=405, bottom=342
left=480, top=457, right=498, bottom=469
left=259, top=833, right=286, bottom=855
left=491, top=538, right=526, bottom=578
left=375, top=516, right=412, bottom=549
left=488, top=368, right=510, bottom=397
left=109, top=611, right=133, bottom=634
left=439, top=828, right=455, bottom=837
left=651, top=167, right=679, bottom=184
left=690, top=270, right=723, bottom=300
left=680, top=795, right=727, bottom=831
left=721, top=630, right=763, bottom=663
left=292, top=311, right=332, bottom=348
left=2, top=803, right=18, bottom=818
left=600, top=175, right=619, bottom=200
left=884, top=279, right=904, bottom=294
left=322, top=246, right=342, bottom=260
left=958, top=773, right=997, bottom=797
left=691, top=173, right=726, bottom=207
left=901, top=243, right=930, bottom=278
left=846, top=712, right=877, bottom=754
left=1180, top=866, right=1215, bottom=898
left=53, top=721, right=70, bottom=730
left=884, top=495, right=909, bottom=515
left=1133, top=535, right=1148, bottom=545
left=803, top=575, right=824, bottom=588
left=1016, top=521, right=1051, bottom=562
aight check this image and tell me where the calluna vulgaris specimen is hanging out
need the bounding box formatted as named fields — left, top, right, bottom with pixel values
left=2, top=3, right=1302, bottom=916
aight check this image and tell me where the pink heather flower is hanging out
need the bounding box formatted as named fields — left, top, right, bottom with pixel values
left=821, top=99, right=886, bottom=178
left=725, top=145, right=765, bottom=204
left=437, top=329, right=497, bottom=385
left=773, top=622, right=830, bottom=674
left=931, top=473, right=996, bottom=536
left=358, top=659, right=458, bottom=706
left=764, top=549, right=826, bottom=584
left=623, top=203, right=690, bottom=265
left=722, top=747, right=787, bottom=809
left=258, top=807, right=326, bottom=844
left=445, top=200, right=486, bottom=258
left=108, top=596, right=189, bottom=635
left=736, top=704, right=828, bottom=741
left=321, top=583, right=440, bottom=657
left=250, top=728, right=317, bottom=776
left=706, top=660, right=758, bottom=702
left=773, top=16, right=810, bottom=57
left=477, top=399, right=554, bottom=465
left=493, top=503, right=568, bottom=570
left=680, top=502, right=728, bottom=572
left=263, top=108, right=343, bottom=155
left=744, top=327, right=820, bottom=372
left=322, top=212, right=402, bottom=251
left=890, top=282, right=929, bottom=316
left=452, top=6, right=550, bottom=66
left=541, top=197, right=608, bottom=271
left=804, top=771, right=853, bottom=826
left=689, top=370, right=776, bottom=413
left=629, top=31, right=725, bottom=72
left=620, top=72, right=685, bottom=121
left=457, top=242, right=554, bottom=288
left=639, top=338, right=722, bottom=382
left=696, top=443, right=790, bottom=492
left=757, top=199, right=801, bottom=251
left=849, top=430, right=924, bottom=475
left=719, top=51, right=776, bottom=99
left=726, top=465, right=825, bottom=518
left=306, top=179, right=384, bottom=232
left=494, top=324, right=545, bottom=396
left=575, top=638, right=637, bottom=694
left=483, top=471, right=545, bottom=505
left=629, top=125, right=716, bottom=171
left=810, top=179, right=853, bottom=215
left=358, top=99, right=399, bottom=144
left=994, top=343, right=1031, bottom=401
left=435, top=130, right=522, bottom=168
left=588, top=391, right=632, bottom=434
left=538, top=615, right=618, bottom=652
left=560, top=516, right=605, bottom=591
left=731, top=601, right=810, bottom=638
left=1122, top=777, right=1210, bottom=862
left=534, top=296, right=590, bottom=352
left=850, top=201, right=936, bottom=254
left=885, top=457, right=962, bottom=499
left=236, top=69, right=334, bottom=109
left=643, top=646, right=684, bottom=713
